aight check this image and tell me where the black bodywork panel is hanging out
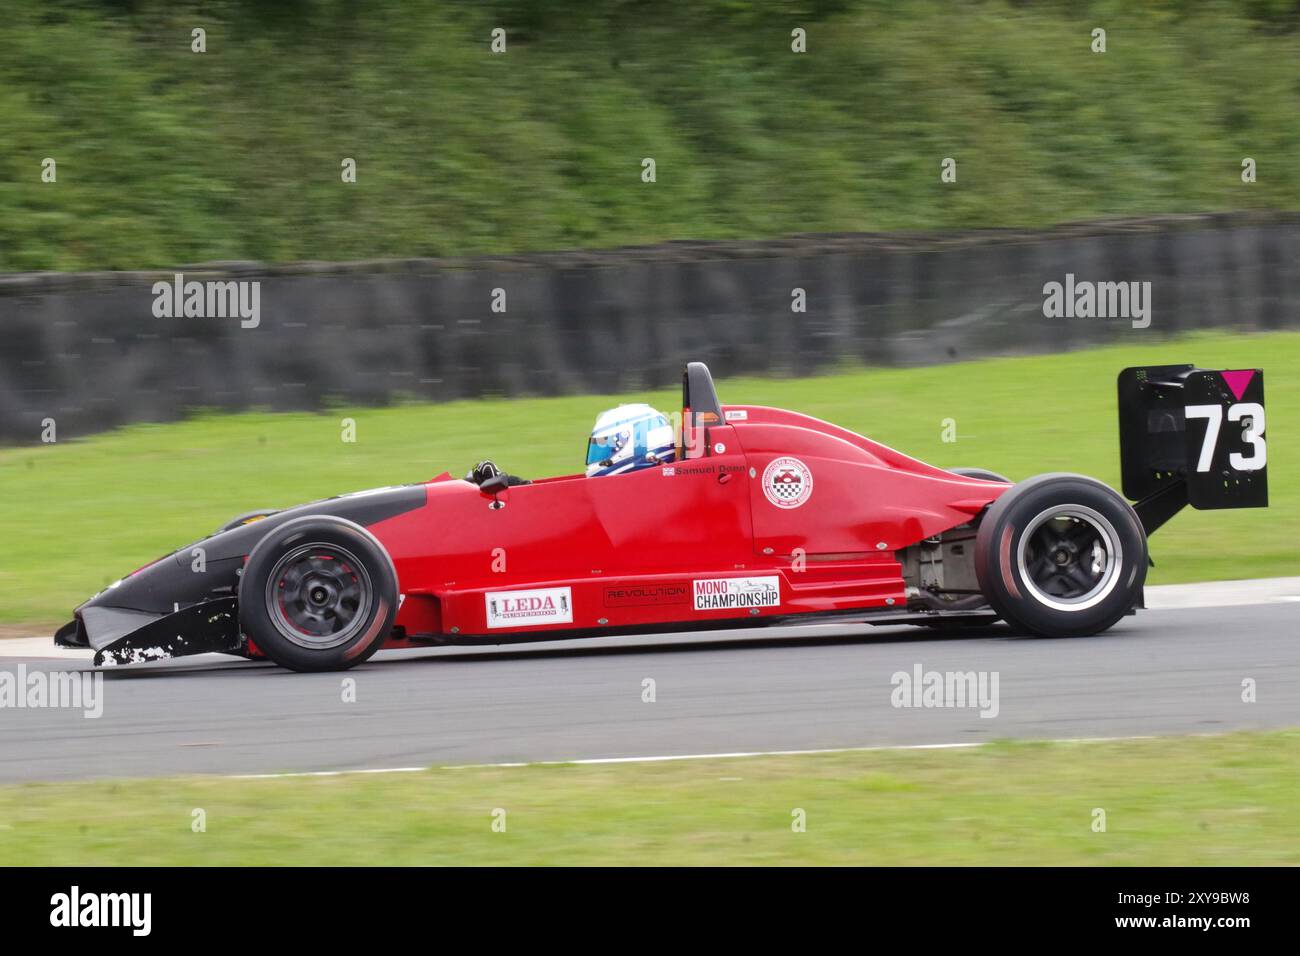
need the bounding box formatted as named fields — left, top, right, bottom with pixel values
left=94, top=598, right=243, bottom=667
left=63, top=483, right=426, bottom=664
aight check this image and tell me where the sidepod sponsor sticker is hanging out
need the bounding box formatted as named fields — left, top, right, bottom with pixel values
left=693, top=576, right=781, bottom=611
left=486, top=587, right=573, bottom=628
left=604, top=583, right=691, bottom=608
left=761, top=456, right=813, bottom=509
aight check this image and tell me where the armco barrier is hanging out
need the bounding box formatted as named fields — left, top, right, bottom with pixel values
left=1, top=212, right=1297, bottom=443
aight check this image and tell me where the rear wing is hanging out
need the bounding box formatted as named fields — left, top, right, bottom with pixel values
left=1118, top=365, right=1266, bottom=534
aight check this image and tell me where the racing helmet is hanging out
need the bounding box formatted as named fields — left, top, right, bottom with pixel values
left=585, top=404, right=676, bottom=477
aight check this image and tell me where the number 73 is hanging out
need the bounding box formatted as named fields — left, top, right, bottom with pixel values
left=1185, top=403, right=1266, bottom=472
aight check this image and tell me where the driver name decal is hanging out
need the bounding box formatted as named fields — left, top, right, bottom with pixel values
left=693, top=576, right=781, bottom=611
left=486, top=587, right=573, bottom=628
left=762, top=456, right=813, bottom=509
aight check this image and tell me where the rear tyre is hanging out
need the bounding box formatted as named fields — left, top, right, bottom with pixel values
left=974, top=473, right=1146, bottom=638
left=239, top=516, right=398, bottom=672
left=949, top=467, right=1011, bottom=483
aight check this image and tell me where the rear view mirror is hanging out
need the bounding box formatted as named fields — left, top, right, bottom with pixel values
left=479, top=474, right=509, bottom=497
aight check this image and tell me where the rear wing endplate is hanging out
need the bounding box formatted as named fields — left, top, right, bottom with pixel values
left=1118, top=366, right=1267, bottom=532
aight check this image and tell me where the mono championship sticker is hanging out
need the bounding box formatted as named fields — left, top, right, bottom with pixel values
left=693, top=576, right=781, bottom=611
left=762, top=456, right=813, bottom=509
left=485, top=587, right=573, bottom=628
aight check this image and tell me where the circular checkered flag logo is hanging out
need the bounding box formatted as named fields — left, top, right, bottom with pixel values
left=762, top=457, right=813, bottom=509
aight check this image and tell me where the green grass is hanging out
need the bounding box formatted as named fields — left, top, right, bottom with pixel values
left=1, top=329, right=1295, bottom=628
left=0, top=0, right=1297, bottom=271
left=2, top=731, right=1297, bottom=865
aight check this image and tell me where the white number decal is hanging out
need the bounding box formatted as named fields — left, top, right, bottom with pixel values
left=1185, top=402, right=1266, bottom=473
left=1228, top=402, right=1266, bottom=471
left=1185, top=404, right=1222, bottom=473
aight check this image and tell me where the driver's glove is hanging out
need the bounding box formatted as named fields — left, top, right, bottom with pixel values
left=468, top=460, right=502, bottom=485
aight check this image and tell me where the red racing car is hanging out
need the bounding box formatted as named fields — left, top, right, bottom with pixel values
left=56, top=361, right=1267, bottom=671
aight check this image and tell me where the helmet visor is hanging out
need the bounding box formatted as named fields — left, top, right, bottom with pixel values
left=586, top=430, right=629, bottom=467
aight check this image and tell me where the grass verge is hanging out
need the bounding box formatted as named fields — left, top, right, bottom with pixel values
left=1, top=731, right=1296, bottom=865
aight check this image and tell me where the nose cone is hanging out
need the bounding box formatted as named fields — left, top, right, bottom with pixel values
left=74, top=482, right=427, bottom=615
left=78, top=540, right=245, bottom=616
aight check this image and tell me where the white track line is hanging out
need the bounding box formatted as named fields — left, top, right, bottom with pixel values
left=1142, top=575, right=1300, bottom=609
left=234, top=735, right=1160, bottom=779
left=0, top=640, right=94, bottom=660
left=235, top=766, right=429, bottom=779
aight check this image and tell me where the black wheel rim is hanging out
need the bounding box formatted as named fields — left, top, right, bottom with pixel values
left=264, top=543, right=373, bottom=649
left=1015, top=505, right=1122, bottom=611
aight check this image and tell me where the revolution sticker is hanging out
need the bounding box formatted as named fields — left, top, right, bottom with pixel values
left=604, top=583, right=691, bottom=607
left=485, top=587, right=573, bottom=628
left=761, top=456, right=813, bottom=509
left=693, top=576, right=781, bottom=611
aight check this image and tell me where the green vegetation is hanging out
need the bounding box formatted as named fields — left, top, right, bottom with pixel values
left=1, top=0, right=1297, bottom=271
left=1, top=330, right=1295, bottom=628
left=1, top=731, right=1296, bottom=865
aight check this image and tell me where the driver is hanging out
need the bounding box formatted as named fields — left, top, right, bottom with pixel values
left=467, top=402, right=676, bottom=486
left=585, top=403, right=676, bottom=477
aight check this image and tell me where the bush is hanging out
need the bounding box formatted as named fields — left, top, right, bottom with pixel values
left=0, top=0, right=1296, bottom=271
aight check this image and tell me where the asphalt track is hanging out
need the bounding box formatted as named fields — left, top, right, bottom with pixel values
left=1, top=587, right=1297, bottom=783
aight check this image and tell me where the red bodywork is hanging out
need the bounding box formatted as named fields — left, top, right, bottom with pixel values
left=371, top=404, right=1010, bottom=645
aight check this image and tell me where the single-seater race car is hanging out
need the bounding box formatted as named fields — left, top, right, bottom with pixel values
left=57, top=361, right=1267, bottom=671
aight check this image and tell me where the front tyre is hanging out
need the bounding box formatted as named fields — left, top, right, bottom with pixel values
left=240, top=516, right=398, bottom=672
left=974, top=473, right=1146, bottom=638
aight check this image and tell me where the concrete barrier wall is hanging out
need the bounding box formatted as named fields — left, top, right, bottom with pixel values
left=2, top=212, right=1297, bottom=443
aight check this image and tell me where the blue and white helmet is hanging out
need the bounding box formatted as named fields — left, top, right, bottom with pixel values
left=585, top=403, right=676, bottom=477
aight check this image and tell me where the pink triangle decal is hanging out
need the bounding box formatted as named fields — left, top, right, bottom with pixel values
left=1221, top=369, right=1255, bottom=401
